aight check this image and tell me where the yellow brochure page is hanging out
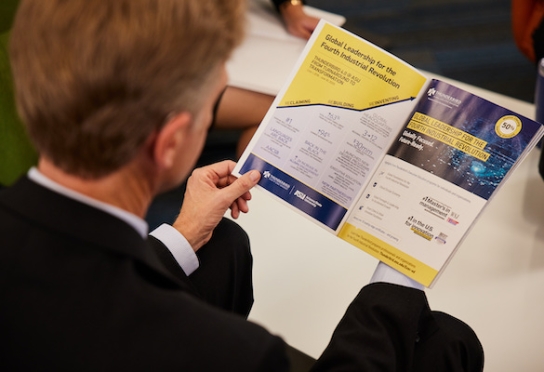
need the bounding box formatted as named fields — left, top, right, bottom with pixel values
left=236, top=21, right=427, bottom=233
left=279, top=22, right=426, bottom=111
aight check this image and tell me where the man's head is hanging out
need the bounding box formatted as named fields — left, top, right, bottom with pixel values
left=10, top=0, right=246, bottom=180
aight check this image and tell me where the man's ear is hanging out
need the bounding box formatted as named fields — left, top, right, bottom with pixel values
left=153, top=112, right=192, bottom=169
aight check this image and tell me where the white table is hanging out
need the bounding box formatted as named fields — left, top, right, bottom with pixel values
left=227, top=0, right=345, bottom=96
left=227, top=3, right=544, bottom=371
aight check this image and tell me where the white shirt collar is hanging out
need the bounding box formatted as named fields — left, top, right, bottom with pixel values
left=27, top=167, right=148, bottom=238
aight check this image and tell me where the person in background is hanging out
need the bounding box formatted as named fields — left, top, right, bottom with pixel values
left=511, top=0, right=544, bottom=178
left=272, top=0, right=320, bottom=39
left=511, top=0, right=544, bottom=63
left=1, top=0, right=484, bottom=370
left=212, top=0, right=320, bottom=159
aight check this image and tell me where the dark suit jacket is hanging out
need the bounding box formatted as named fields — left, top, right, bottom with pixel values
left=0, top=177, right=288, bottom=371
left=0, top=177, right=482, bottom=371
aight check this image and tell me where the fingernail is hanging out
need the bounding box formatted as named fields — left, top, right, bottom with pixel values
left=249, top=170, right=260, bottom=182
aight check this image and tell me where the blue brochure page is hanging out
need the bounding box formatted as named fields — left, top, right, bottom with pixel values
left=339, top=79, right=544, bottom=286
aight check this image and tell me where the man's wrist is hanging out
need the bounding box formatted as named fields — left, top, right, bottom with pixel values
left=149, top=224, right=200, bottom=275
left=370, top=262, right=425, bottom=290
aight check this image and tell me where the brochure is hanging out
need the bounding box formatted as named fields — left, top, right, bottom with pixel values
left=234, top=20, right=544, bottom=287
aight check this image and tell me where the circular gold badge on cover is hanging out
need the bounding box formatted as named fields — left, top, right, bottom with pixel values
left=495, top=115, right=522, bottom=138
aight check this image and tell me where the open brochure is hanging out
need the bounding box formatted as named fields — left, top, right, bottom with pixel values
left=233, top=20, right=544, bottom=287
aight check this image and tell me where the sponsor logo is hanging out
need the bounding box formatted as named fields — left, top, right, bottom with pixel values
left=427, top=87, right=462, bottom=107
left=262, top=170, right=290, bottom=190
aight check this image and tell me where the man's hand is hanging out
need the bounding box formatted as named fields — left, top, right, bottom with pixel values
left=173, top=160, right=261, bottom=252
left=279, top=2, right=319, bottom=40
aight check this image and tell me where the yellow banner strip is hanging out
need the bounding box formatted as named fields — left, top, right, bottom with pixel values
left=338, top=222, right=438, bottom=287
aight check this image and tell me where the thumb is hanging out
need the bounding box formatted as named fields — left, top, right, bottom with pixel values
left=228, top=170, right=261, bottom=219
left=226, top=170, right=261, bottom=198
left=239, top=169, right=261, bottom=189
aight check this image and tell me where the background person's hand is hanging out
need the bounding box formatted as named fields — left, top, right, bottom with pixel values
left=173, top=160, right=261, bottom=251
left=279, top=1, right=319, bottom=39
